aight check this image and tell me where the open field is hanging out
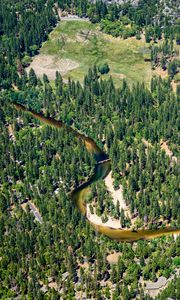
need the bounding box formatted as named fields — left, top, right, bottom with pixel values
left=27, top=20, right=154, bottom=87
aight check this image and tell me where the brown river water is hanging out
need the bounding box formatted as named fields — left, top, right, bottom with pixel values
left=13, top=102, right=180, bottom=242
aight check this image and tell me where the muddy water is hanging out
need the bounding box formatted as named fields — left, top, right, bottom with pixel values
left=13, top=102, right=180, bottom=241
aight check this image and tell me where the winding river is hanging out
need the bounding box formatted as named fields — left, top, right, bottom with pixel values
left=13, top=102, right=180, bottom=242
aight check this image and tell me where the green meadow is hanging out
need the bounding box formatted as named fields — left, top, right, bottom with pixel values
left=41, top=20, right=153, bottom=86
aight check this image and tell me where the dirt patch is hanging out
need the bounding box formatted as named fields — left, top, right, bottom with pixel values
left=111, top=72, right=126, bottom=79
left=143, top=138, right=177, bottom=165
left=105, top=171, right=130, bottom=216
left=153, top=68, right=178, bottom=92
left=160, top=139, right=177, bottom=163
left=7, top=124, right=16, bottom=142
left=142, top=138, right=153, bottom=148
left=12, top=84, right=19, bottom=91
left=106, top=252, right=121, bottom=264
left=172, top=80, right=178, bottom=92
left=86, top=204, right=121, bottom=229
left=76, top=29, right=91, bottom=42
left=21, top=203, right=28, bottom=211
left=48, top=282, right=58, bottom=290
left=140, top=33, right=146, bottom=43
left=26, top=55, right=79, bottom=80
left=160, top=139, right=173, bottom=157
left=153, top=67, right=168, bottom=79
left=86, top=171, right=131, bottom=229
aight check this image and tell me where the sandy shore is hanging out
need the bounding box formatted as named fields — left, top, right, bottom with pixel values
left=86, top=204, right=121, bottom=229
left=86, top=171, right=130, bottom=229
left=104, top=171, right=127, bottom=211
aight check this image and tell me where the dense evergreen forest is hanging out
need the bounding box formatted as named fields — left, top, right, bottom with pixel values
left=57, top=0, right=179, bottom=41
left=0, top=0, right=179, bottom=299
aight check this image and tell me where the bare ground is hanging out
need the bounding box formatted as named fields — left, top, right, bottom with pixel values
left=106, top=252, right=121, bottom=264
left=111, top=72, right=126, bottom=79
left=26, top=55, right=79, bottom=80
left=160, top=139, right=178, bottom=163
left=86, top=171, right=131, bottom=229
left=7, top=124, right=16, bottom=142
left=104, top=171, right=130, bottom=216
left=153, top=67, right=167, bottom=79
left=153, top=67, right=178, bottom=92
left=143, top=138, right=177, bottom=163
left=86, top=204, right=121, bottom=229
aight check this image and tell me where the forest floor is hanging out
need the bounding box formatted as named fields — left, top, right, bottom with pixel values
left=7, top=124, right=16, bottom=143
left=152, top=67, right=178, bottom=92
left=106, top=249, right=179, bottom=298
left=142, top=138, right=178, bottom=164
left=26, top=19, right=154, bottom=87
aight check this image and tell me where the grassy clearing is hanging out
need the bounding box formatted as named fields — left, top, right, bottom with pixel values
left=39, top=20, right=153, bottom=86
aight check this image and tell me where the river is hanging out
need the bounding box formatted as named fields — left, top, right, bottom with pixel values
left=13, top=102, right=180, bottom=242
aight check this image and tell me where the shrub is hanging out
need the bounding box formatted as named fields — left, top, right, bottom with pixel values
left=98, top=63, right=110, bottom=74
left=22, top=55, right=31, bottom=67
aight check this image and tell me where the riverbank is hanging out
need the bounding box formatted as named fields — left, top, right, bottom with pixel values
left=105, top=171, right=130, bottom=217
left=86, top=171, right=131, bottom=229
left=86, top=203, right=121, bottom=229
left=13, top=102, right=180, bottom=242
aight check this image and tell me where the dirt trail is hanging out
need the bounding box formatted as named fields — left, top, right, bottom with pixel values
left=160, top=139, right=178, bottom=163
left=142, top=138, right=177, bottom=164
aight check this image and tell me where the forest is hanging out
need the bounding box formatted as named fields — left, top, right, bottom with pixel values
left=0, top=0, right=179, bottom=299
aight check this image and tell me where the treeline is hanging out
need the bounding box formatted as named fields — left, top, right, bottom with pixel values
left=100, top=18, right=138, bottom=39
left=57, top=0, right=179, bottom=41
left=151, top=39, right=180, bottom=78
left=0, top=0, right=58, bottom=89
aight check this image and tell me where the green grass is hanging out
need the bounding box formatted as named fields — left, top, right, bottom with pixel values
left=174, top=72, right=180, bottom=82
left=41, top=20, right=153, bottom=87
